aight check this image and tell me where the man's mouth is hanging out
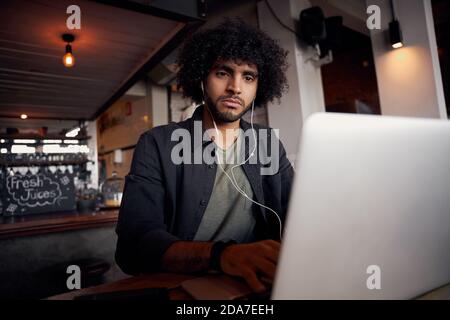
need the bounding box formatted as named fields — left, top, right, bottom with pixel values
left=221, top=98, right=242, bottom=109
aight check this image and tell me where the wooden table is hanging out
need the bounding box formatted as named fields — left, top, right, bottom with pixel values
left=48, top=273, right=197, bottom=300
left=48, top=273, right=450, bottom=300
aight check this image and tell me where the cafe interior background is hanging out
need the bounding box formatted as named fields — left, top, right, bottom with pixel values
left=0, top=0, right=448, bottom=299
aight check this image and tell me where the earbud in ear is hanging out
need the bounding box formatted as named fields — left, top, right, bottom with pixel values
left=200, top=82, right=206, bottom=105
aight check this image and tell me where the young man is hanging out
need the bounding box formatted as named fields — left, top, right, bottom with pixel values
left=115, top=19, right=294, bottom=293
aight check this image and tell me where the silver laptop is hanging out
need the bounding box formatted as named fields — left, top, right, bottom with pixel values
left=272, top=113, right=450, bottom=300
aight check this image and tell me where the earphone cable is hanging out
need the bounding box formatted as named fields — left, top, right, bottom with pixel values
left=205, top=98, right=283, bottom=241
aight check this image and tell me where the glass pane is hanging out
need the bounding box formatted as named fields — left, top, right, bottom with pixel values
left=322, top=26, right=381, bottom=115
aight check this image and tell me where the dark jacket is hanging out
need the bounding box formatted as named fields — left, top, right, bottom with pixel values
left=115, top=106, right=294, bottom=275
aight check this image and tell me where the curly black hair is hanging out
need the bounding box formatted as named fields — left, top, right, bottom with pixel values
left=176, top=18, right=289, bottom=107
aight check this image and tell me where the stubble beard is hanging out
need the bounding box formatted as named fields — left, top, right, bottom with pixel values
left=205, top=96, right=252, bottom=123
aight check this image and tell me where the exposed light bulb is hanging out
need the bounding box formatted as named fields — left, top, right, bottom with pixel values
left=63, top=52, right=75, bottom=67
left=63, top=41, right=75, bottom=67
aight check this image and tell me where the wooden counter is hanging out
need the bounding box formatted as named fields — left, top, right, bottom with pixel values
left=0, top=209, right=118, bottom=239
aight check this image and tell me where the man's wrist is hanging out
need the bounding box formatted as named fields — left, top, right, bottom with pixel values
left=209, top=240, right=237, bottom=271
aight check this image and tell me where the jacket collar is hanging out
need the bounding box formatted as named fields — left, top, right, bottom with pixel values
left=183, top=105, right=265, bottom=206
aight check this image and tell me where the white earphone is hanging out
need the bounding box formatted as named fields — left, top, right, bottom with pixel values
left=201, top=82, right=283, bottom=240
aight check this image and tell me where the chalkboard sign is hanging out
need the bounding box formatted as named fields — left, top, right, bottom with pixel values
left=2, top=170, right=76, bottom=216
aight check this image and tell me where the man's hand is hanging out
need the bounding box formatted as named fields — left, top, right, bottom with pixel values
left=220, top=240, right=280, bottom=293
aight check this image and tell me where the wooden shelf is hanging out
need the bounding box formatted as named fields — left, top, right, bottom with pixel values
left=0, top=209, right=118, bottom=239
left=0, top=159, right=90, bottom=167
left=0, top=134, right=91, bottom=141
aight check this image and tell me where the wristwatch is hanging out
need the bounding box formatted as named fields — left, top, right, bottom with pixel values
left=209, top=240, right=237, bottom=272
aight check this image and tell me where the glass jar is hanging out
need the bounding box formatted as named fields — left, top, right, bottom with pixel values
left=100, top=171, right=124, bottom=208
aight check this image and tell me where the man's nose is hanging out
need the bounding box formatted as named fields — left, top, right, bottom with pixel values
left=226, top=77, right=242, bottom=95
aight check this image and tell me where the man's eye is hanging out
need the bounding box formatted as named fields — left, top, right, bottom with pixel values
left=216, top=71, right=228, bottom=77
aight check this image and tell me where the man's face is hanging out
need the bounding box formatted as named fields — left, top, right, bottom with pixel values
left=204, top=59, right=258, bottom=123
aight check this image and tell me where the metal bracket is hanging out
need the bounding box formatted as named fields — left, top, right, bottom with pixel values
left=303, top=44, right=333, bottom=67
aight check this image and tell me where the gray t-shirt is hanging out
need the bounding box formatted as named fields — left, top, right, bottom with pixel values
left=194, top=132, right=256, bottom=243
